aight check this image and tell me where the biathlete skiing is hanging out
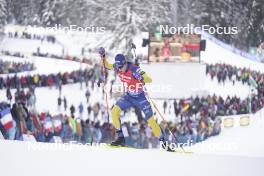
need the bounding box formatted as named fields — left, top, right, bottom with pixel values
left=98, top=47, right=170, bottom=148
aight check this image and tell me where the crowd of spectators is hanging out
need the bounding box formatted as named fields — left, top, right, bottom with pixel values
left=159, top=63, right=264, bottom=143
left=0, top=60, right=35, bottom=74
left=0, top=61, right=264, bottom=149
left=0, top=65, right=102, bottom=91
left=206, top=63, right=264, bottom=112
left=206, top=63, right=263, bottom=86
left=4, top=31, right=263, bottom=148
left=0, top=100, right=163, bottom=148
left=2, top=50, right=94, bottom=65
left=161, top=64, right=264, bottom=143
left=6, top=31, right=56, bottom=43
left=1, top=97, right=223, bottom=148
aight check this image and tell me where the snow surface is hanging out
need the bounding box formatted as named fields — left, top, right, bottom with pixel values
left=188, top=108, right=264, bottom=157
left=0, top=38, right=64, bottom=56
left=201, top=38, right=264, bottom=72
left=0, top=139, right=263, bottom=176
left=0, top=55, right=89, bottom=77
left=141, top=62, right=251, bottom=99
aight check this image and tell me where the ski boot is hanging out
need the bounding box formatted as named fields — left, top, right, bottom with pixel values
left=111, top=136, right=126, bottom=146
left=159, top=127, right=175, bottom=152
left=111, top=130, right=126, bottom=146
left=159, top=137, right=175, bottom=152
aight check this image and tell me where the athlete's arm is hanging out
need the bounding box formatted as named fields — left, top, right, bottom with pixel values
left=134, top=67, right=152, bottom=83
left=99, top=47, right=114, bottom=70
left=102, top=58, right=114, bottom=70
left=142, top=72, right=152, bottom=83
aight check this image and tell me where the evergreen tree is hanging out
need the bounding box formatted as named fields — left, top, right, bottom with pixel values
left=89, top=0, right=172, bottom=50
left=0, top=0, right=263, bottom=51
left=248, top=0, right=264, bottom=47
left=0, top=0, right=7, bottom=33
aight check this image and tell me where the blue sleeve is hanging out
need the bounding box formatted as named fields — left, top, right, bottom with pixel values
left=129, top=63, right=140, bottom=74
left=129, top=64, right=143, bottom=80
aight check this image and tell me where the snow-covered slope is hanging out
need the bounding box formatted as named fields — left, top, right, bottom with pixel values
left=201, top=36, right=264, bottom=72
left=189, top=108, right=264, bottom=157
left=0, top=55, right=89, bottom=77
left=141, top=63, right=251, bottom=99
left=0, top=38, right=64, bottom=56
left=0, top=139, right=263, bottom=176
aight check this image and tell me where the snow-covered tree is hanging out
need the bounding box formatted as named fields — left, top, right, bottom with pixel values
left=1, top=0, right=263, bottom=52
left=228, top=0, right=252, bottom=49
left=248, top=0, right=264, bottom=47
left=39, top=0, right=89, bottom=27
left=65, top=0, right=89, bottom=27
left=0, top=0, right=7, bottom=29
left=176, top=0, right=207, bottom=26
left=0, top=0, right=7, bottom=43
left=40, top=0, right=57, bottom=26
left=40, top=0, right=68, bottom=27
left=88, top=0, right=172, bottom=51
left=6, top=0, right=40, bottom=25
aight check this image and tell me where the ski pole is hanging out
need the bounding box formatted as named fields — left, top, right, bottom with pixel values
left=100, top=53, right=110, bottom=123
left=131, top=43, right=137, bottom=59
left=103, top=59, right=110, bottom=122
left=144, top=89, right=187, bottom=153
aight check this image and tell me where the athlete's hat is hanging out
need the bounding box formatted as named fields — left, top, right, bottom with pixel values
left=115, top=54, right=126, bottom=68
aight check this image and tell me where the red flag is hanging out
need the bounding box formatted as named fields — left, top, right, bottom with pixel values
left=0, top=108, right=13, bottom=130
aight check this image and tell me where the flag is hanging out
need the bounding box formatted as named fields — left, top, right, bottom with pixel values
left=249, top=76, right=258, bottom=88
left=182, top=99, right=191, bottom=112
left=44, top=120, right=53, bottom=133
left=0, top=108, right=13, bottom=130
left=53, top=119, right=62, bottom=132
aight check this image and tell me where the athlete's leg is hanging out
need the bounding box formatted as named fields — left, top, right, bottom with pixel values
left=111, top=105, right=122, bottom=129
left=133, top=93, right=162, bottom=138
left=133, top=94, right=174, bottom=151
left=147, top=116, right=162, bottom=138
left=112, top=95, right=133, bottom=130
left=110, top=95, right=134, bottom=146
